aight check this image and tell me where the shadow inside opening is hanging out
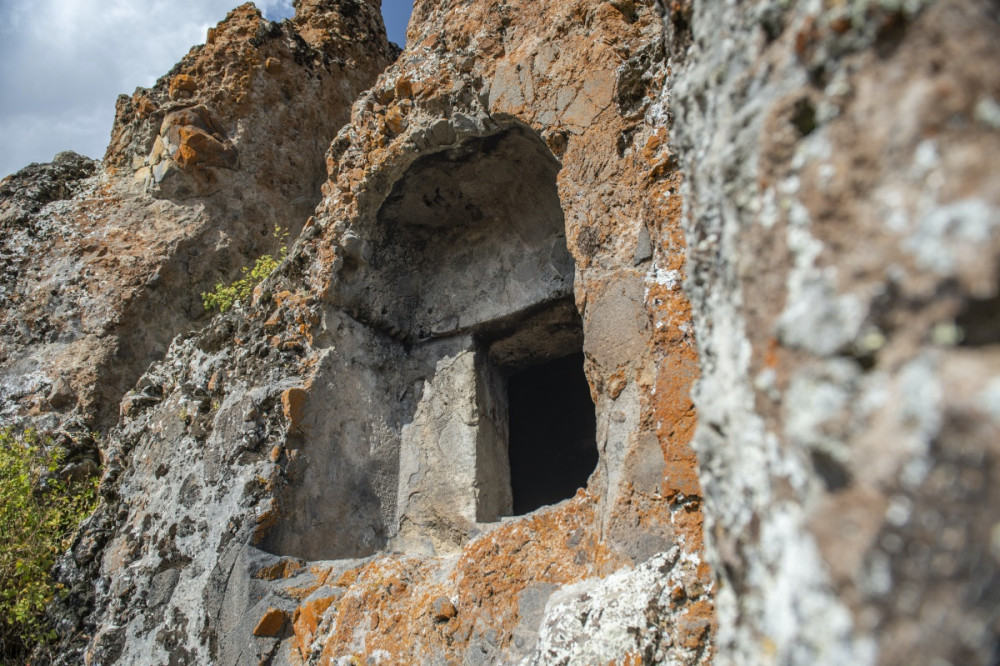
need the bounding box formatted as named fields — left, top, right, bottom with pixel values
left=507, top=352, right=597, bottom=515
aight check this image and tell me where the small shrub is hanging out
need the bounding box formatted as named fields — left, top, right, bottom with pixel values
left=202, top=226, right=289, bottom=313
left=0, top=429, right=98, bottom=661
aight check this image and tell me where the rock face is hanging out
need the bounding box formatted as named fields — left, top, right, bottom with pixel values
left=0, top=1, right=395, bottom=434
left=44, top=0, right=712, bottom=663
left=0, top=0, right=997, bottom=664
left=673, top=1, right=1000, bottom=663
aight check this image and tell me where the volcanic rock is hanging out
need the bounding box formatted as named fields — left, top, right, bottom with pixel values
left=1, top=0, right=997, bottom=665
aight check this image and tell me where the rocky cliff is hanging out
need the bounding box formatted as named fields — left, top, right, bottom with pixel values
left=0, top=0, right=395, bottom=435
left=675, top=2, right=999, bottom=663
left=1, top=0, right=997, bottom=664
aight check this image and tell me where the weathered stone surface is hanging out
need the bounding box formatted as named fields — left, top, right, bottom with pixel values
left=0, top=151, right=98, bottom=227
left=49, top=0, right=707, bottom=659
left=4, top=0, right=995, bottom=664
left=159, top=106, right=239, bottom=170
left=0, top=2, right=396, bottom=436
left=672, top=0, right=1000, bottom=664
left=528, top=549, right=710, bottom=664
left=431, top=596, right=457, bottom=623
left=253, top=607, right=291, bottom=637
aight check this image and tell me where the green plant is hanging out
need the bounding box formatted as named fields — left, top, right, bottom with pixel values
left=0, top=429, right=98, bottom=661
left=202, top=226, right=289, bottom=313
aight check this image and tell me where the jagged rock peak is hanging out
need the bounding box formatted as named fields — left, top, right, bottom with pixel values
left=0, top=152, right=98, bottom=226
left=293, top=0, right=396, bottom=53
left=0, top=0, right=395, bottom=438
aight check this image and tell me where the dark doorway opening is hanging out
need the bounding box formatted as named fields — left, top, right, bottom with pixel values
left=507, top=352, right=598, bottom=514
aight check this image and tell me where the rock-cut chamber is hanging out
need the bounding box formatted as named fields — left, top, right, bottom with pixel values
left=265, top=125, right=599, bottom=559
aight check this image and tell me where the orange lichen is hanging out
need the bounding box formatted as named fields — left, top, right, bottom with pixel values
left=168, top=74, right=197, bottom=101
left=676, top=600, right=714, bottom=650
left=255, top=559, right=305, bottom=581
left=253, top=607, right=290, bottom=637
left=271, top=0, right=717, bottom=660
left=281, top=386, right=309, bottom=432
left=293, top=593, right=339, bottom=659
left=306, top=494, right=627, bottom=663
left=253, top=505, right=280, bottom=545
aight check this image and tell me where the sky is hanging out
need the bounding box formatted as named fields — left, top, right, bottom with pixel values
left=0, top=0, right=414, bottom=179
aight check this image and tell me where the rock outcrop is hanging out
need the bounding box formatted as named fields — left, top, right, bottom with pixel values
left=1, top=0, right=997, bottom=664
left=48, top=0, right=713, bottom=662
left=0, top=1, right=395, bottom=435
left=674, top=1, right=1000, bottom=663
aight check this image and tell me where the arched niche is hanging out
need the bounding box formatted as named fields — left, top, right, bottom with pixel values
left=265, top=124, right=599, bottom=559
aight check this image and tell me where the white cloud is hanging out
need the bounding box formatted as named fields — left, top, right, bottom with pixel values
left=0, top=109, right=110, bottom=174
left=0, top=0, right=295, bottom=178
left=255, top=0, right=295, bottom=21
